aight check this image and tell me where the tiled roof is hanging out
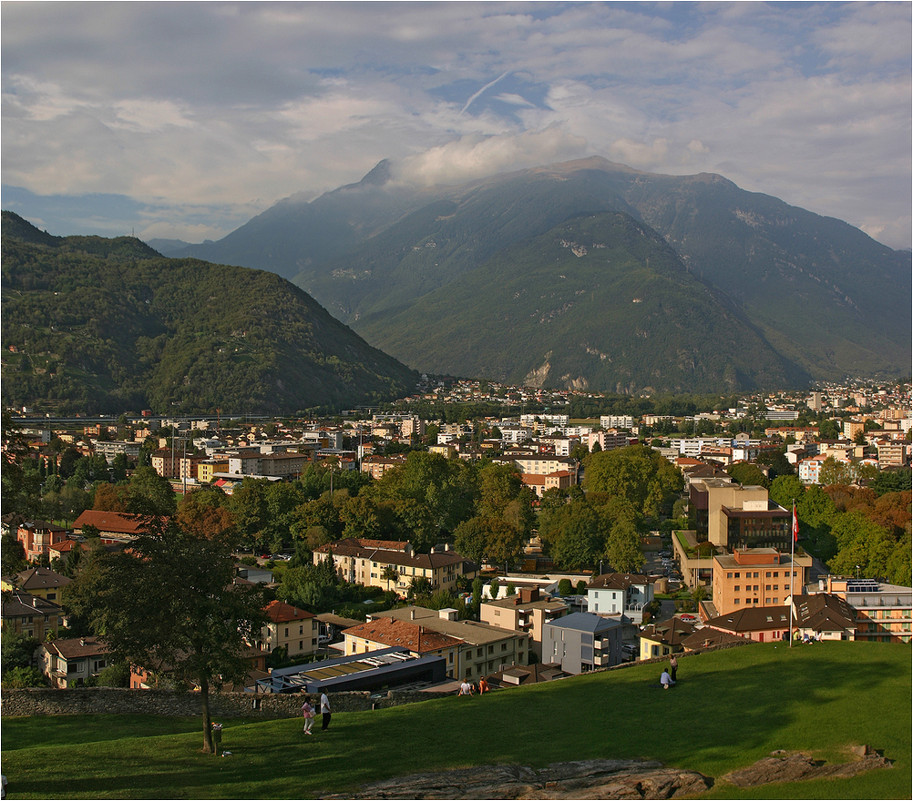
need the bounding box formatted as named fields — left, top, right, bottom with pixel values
left=16, top=567, right=72, bottom=591
left=44, top=635, right=110, bottom=659
left=2, top=591, right=64, bottom=618
left=705, top=605, right=791, bottom=633
left=588, top=572, right=652, bottom=590
left=794, top=594, right=856, bottom=632
left=640, top=617, right=697, bottom=646
left=72, top=510, right=152, bottom=535
left=343, top=617, right=462, bottom=653
left=315, top=539, right=466, bottom=569
left=264, top=600, right=314, bottom=623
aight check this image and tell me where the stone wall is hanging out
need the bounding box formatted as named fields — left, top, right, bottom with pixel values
left=1, top=686, right=452, bottom=720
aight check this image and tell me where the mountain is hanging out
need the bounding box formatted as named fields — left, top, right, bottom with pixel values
left=178, top=157, right=911, bottom=392
left=0, top=212, right=418, bottom=415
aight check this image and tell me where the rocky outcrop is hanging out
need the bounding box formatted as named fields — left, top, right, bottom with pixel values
left=722, top=747, right=893, bottom=788
left=326, top=759, right=712, bottom=799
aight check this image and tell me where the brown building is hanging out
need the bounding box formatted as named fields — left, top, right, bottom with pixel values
left=690, top=479, right=790, bottom=550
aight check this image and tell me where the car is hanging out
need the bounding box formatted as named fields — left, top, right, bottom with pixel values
left=679, top=614, right=698, bottom=622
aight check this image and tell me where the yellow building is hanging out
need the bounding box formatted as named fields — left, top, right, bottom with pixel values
left=313, top=538, right=475, bottom=596
left=197, top=460, right=230, bottom=483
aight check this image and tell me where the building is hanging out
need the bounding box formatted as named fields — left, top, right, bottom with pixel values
left=71, top=510, right=152, bottom=544
left=360, top=455, right=408, bottom=480
left=702, top=606, right=792, bottom=643
left=792, top=594, right=857, bottom=641
left=256, top=647, right=447, bottom=694
left=313, top=538, right=475, bottom=596
left=1, top=590, right=65, bottom=639
left=639, top=617, right=696, bottom=660
left=819, top=577, right=912, bottom=644
left=689, top=479, right=791, bottom=550
left=2, top=567, right=71, bottom=604
left=39, top=636, right=111, bottom=688
left=257, top=600, right=319, bottom=659
left=15, top=521, right=69, bottom=562
left=342, top=616, right=464, bottom=677
left=711, top=549, right=812, bottom=614
left=370, top=606, right=530, bottom=681
left=542, top=612, right=624, bottom=674
left=93, top=440, right=141, bottom=464
left=480, top=587, right=569, bottom=659
left=586, top=573, right=655, bottom=624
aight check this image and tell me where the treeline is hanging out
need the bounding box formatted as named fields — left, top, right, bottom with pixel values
left=770, top=474, right=911, bottom=586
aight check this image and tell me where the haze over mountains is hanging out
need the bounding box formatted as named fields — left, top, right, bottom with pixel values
left=159, top=157, right=911, bottom=394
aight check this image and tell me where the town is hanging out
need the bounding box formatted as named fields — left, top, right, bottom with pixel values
left=3, top=378, right=910, bottom=706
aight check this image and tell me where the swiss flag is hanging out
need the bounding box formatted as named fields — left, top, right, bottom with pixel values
left=792, top=505, right=799, bottom=543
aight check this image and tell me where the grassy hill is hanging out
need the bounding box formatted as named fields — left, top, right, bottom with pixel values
left=2, top=642, right=909, bottom=799
left=1, top=212, right=418, bottom=414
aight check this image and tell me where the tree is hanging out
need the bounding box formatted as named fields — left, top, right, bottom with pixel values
left=583, top=445, right=682, bottom=517
left=769, top=475, right=803, bottom=510
left=2, top=666, right=48, bottom=688
left=176, top=487, right=237, bottom=545
left=726, top=462, right=769, bottom=489
left=1, top=532, right=28, bottom=575
left=380, top=564, right=401, bottom=592
left=2, top=632, right=40, bottom=670
left=64, top=521, right=266, bottom=754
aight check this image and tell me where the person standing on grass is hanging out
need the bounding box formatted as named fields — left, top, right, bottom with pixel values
left=669, top=655, right=678, bottom=683
left=320, top=691, right=332, bottom=731
left=301, top=697, right=315, bottom=736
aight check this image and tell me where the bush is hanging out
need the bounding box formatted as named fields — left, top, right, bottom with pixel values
left=2, top=666, right=48, bottom=688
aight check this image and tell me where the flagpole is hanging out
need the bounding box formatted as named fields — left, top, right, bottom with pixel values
left=788, top=499, right=797, bottom=648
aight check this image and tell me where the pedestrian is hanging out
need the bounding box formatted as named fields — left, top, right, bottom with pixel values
left=320, top=691, right=332, bottom=731
left=458, top=679, right=473, bottom=696
left=301, top=697, right=315, bottom=736
left=478, top=676, right=489, bottom=694
left=211, top=722, right=223, bottom=754
left=669, top=655, right=678, bottom=683
left=660, top=669, right=672, bottom=690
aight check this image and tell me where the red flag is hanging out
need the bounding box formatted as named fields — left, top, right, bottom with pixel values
left=792, top=505, right=799, bottom=543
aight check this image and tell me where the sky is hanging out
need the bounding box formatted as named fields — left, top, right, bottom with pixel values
left=2, top=1, right=910, bottom=249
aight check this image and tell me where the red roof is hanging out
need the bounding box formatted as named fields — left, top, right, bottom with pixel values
left=72, top=510, right=152, bottom=536
left=264, top=600, right=314, bottom=623
left=343, top=617, right=462, bottom=653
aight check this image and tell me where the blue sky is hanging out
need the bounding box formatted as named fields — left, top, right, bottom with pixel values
left=2, top=2, right=910, bottom=248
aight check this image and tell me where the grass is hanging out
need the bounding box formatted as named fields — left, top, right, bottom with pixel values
left=2, top=642, right=910, bottom=799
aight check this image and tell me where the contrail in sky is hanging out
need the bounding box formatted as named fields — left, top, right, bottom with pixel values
left=460, top=71, right=511, bottom=116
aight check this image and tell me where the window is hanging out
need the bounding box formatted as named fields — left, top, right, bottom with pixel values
left=501, top=643, right=507, bottom=651
left=734, top=585, right=740, bottom=592
left=734, top=572, right=740, bottom=578
left=487, top=645, right=494, bottom=654
left=284, top=627, right=289, bottom=636
left=765, top=572, right=771, bottom=578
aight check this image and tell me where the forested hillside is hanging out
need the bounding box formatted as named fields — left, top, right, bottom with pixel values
left=1, top=212, right=417, bottom=414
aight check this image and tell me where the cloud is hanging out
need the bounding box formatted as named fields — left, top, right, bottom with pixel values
left=393, top=127, right=588, bottom=187
left=0, top=2, right=908, bottom=248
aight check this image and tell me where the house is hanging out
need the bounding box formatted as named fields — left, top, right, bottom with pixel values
left=702, top=606, right=792, bottom=643
left=369, top=606, right=530, bottom=681
left=480, top=587, right=569, bottom=659
left=257, top=600, right=319, bottom=659
left=15, top=520, right=69, bottom=562
left=313, top=538, right=476, bottom=596
left=39, top=636, right=111, bottom=688
left=586, top=572, right=655, bottom=624
left=129, top=645, right=268, bottom=690
left=2, top=567, right=71, bottom=604
left=818, top=576, right=912, bottom=644
left=639, top=617, right=697, bottom=660
left=72, top=509, right=153, bottom=545
left=1, top=590, right=65, bottom=639
left=792, top=593, right=857, bottom=641
left=542, top=612, right=624, bottom=674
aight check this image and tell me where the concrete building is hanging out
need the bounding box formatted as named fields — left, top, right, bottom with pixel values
left=39, top=636, right=111, bottom=688
left=711, top=549, right=812, bottom=614
left=257, top=600, right=319, bottom=660
left=639, top=617, right=696, bottom=660
left=542, top=612, right=624, bottom=674
left=689, top=479, right=791, bottom=550
left=819, top=577, right=912, bottom=644
left=480, top=587, right=569, bottom=659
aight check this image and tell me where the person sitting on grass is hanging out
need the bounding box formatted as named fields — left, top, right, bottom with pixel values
left=660, top=669, right=673, bottom=689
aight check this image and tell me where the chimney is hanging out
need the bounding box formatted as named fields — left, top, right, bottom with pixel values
left=410, top=609, right=416, bottom=620
left=80, top=639, right=86, bottom=647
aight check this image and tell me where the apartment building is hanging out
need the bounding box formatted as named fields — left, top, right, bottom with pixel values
left=312, top=538, right=476, bottom=596
left=480, top=587, right=569, bottom=659
left=711, top=548, right=812, bottom=613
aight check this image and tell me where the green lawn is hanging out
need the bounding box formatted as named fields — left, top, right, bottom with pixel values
left=2, top=642, right=910, bottom=799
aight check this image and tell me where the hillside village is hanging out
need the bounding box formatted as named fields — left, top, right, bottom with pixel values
left=2, top=378, right=910, bottom=704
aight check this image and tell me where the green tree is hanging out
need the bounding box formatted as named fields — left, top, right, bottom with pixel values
left=2, top=666, right=48, bottom=688
left=2, top=632, right=40, bottom=670
left=64, top=520, right=266, bottom=754
left=726, top=462, right=770, bottom=489
left=583, top=445, right=682, bottom=517
left=380, top=564, right=401, bottom=592
left=126, top=466, right=177, bottom=516
left=770, top=475, right=803, bottom=509
left=1, top=532, right=28, bottom=575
